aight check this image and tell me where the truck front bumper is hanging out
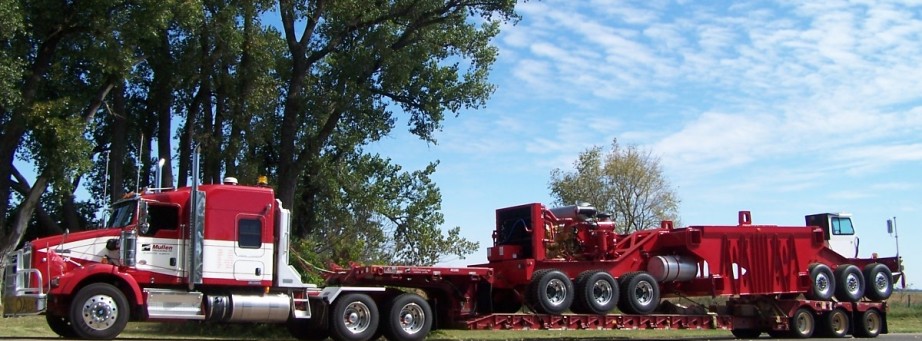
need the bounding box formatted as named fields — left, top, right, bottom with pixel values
left=2, top=244, right=46, bottom=316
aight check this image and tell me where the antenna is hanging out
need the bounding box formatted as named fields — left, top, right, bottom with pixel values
left=102, top=150, right=111, bottom=224
left=136, top=133, right=143, bottom=193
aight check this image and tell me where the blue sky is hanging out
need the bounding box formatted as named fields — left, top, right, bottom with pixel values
left=371, top=1, right=921, bottom=287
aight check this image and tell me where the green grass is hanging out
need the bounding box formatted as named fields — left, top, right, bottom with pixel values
left=2, top=292, right=920, bottom=340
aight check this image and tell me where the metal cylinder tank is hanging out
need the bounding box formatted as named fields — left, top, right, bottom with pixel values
left=648, top=255, right=698, bottom=282
left=205, top=293, right=291, bottom=323
left=550, top=204, right=597, bottom=220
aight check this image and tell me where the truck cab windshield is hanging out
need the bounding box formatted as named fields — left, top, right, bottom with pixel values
left=107, top=201, right=137, bottom=228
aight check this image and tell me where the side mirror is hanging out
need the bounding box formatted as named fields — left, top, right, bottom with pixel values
left=887, top=219, right=893, bottom=234
left=138, top=201, right=150, bottom=234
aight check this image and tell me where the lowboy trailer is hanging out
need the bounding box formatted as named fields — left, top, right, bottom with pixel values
left=2, top=177, right=903, bottom=340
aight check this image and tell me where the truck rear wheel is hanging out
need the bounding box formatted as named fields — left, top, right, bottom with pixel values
left=617, top=272, right=660, bottom=315
left=383, top=293, right=432, bottom=341
left=854, top=309, right=882, bottom=338
left=68, top=283, right=130, bottom=340
left=835, top=264, right=865, bottom=302
left=788, top=308, right=815, bottom=338
left=46, top=313, right=77, bottom=338
left=329, top=293, right=379, bottom=341
left=817, top=308, right=849, bottom=338
left=863, top=263, right=893, bottom=301
left=806, top=263, right=835, bottom=300
left=528, top=269, right=574, bottom=314
left=573, top=270, right=618, bottom=314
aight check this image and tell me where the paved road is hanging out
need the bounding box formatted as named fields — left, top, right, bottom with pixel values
left=2, top=335, right=921, bottom=340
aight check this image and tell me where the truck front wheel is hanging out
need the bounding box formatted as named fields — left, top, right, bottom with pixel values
left=383, top=293, right=432, bottom=341
left=329, top=293, right=379, bottom=341
left=69, top=283, right=130, bottom=339
left=46, top=313, right=77, bottom=338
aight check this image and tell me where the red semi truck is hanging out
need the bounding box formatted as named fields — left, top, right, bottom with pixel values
left=2, top=177, right=902, bottom=340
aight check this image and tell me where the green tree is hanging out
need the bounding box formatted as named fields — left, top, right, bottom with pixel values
left=549, top=139, right=680, bottom=234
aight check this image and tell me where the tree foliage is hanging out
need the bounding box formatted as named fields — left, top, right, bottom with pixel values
left=549, top=139, right=680, bottom=234
left=0, top=0, right=518, bottom=274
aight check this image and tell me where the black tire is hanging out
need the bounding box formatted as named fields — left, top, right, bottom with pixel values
left=834, top=264, right=865, bottom=302
left=816, top=308, right=849, bottom=338
left=69, top=283, right=130, bottom=340
left=573, top=271, right=618, bottom=314
left=788, top=308, right=815, bottom=338
left=528, top=269, right=574, bottom=314
left=46, top=313, right=78, bottom=338
left=863, top=263, right=893, bottom=301
left=382, top=293, right=432, bottom=341
left=329, top=293, right=379, bottom=341
left=806, top=263, right=835, bottom=301
left=730, top=328, right=762, bottom=339
left=853, top=309, right=882, bottom=338
left=617, top=272, right=660, bottom=315
left=287, top=317, right=330, bottom=341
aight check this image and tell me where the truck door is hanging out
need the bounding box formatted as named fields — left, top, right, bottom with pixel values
left=136, top=202, right=185, bottom=280
left=233, top=214, right=269, bottom=282
left=828, top=216, right=859, bottom=258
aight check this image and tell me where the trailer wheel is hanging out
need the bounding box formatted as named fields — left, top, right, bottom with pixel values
left=854, top=309, right=882, bottom=338
left=528, top=269, right=574, bottom=314
left=730, top=328, right=762, bottom=339
left=817, top=308, right=849, bottom=338
left=329, top=293, right=379, bottom=341
left=573, top=271, right=618, bottom=314
left=383, top=293, right=432, bottom=341
left=46, top=313, right=78, bottom=338
left=834, top=264, right=865, bottom=302
left=788, top=308, right=816, bottom=338
left=806, top=263, right=835, bottom=300
left=617, top=272, right=660, bottom=315
left=68, top=283, right=130, bottom=340
left=863, top=263, right=893, bottom=301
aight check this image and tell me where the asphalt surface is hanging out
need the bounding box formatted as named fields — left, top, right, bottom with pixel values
left=2, top=334, right=922, bottom=341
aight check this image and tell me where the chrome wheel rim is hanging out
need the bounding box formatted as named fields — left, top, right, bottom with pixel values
left=342, top=301, right=371, bottom=334
left=635, top=281, right=655, bottom=306
left=546, top=278, right=568, bottom=307
left=592, top=279, right=614, bottom=305
left=397, top=303, right=425, bottom=335
left=80, top=294, right=119, bottom=331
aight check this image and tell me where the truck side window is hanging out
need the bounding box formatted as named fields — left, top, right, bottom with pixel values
left=145, top=204, right=179, bottom=235
left=238, top=218, right=262, bottom=248
left=831, top=217, right=855, bottom=235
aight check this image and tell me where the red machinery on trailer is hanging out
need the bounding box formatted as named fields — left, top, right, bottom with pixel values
left=3, top=177, right=903, bottom=341
left=329, top=202, right=902, bottom=339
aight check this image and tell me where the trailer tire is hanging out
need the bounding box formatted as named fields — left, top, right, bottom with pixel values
left=528, top=269, right=574, bottom=314
left=617, top=272, right=660, bottom=315
left=854, top=309, right=882, bottom=338
left=806, top=263, right=835, bottom=301
left=329, top=293, right=379, bottom=341
left=382, top=293, right=432, bottom=341
left=730, top=328, right=762, bottom=339
left=817, top=308, right=849, bottom=338
left=835, top=264, right=865, bottom=302
left=788, top=308, right=816, bottom=338
left=46, top=313, right=78, bottom=338
left=573, top=271, right=618, bottom=314
left=863, top=263, right=893, bottom=301
left=68, top=283, right=130, bottom=340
